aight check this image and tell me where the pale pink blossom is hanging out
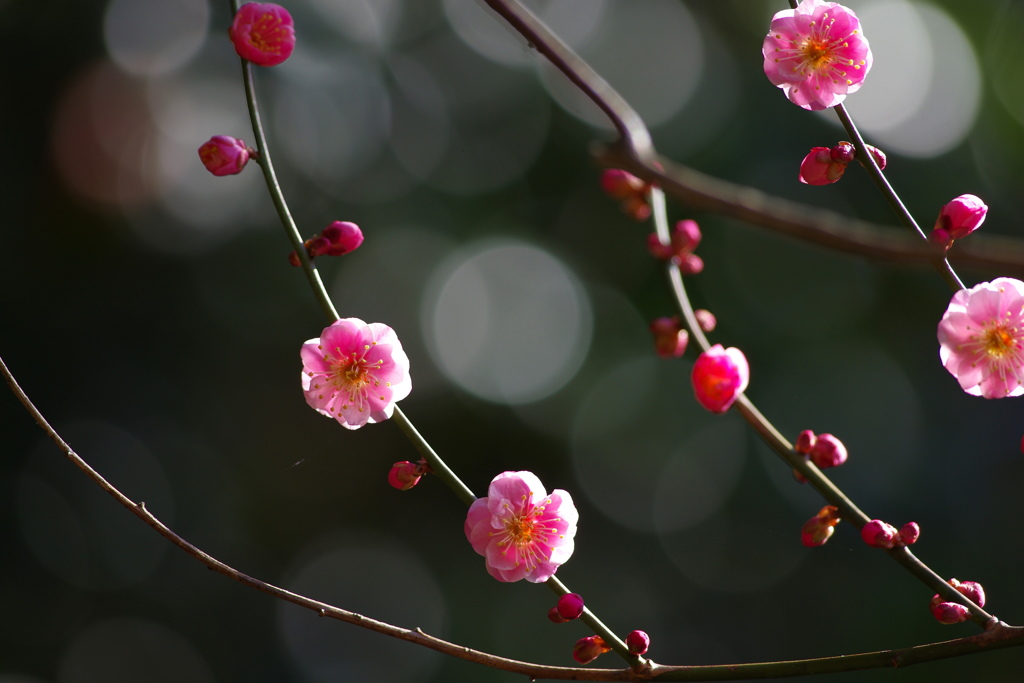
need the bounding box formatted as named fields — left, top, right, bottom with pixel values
left=464, top=471, right=578, bottom=583
left=301, top=318, right=411, bottom=429
left=229, top=3, right=296, bottom=67
left=937, top=278, right=1024, bottom=398
left=691, top=344, right=749, bottom=413
left=763, top=0, right=872, bottom=111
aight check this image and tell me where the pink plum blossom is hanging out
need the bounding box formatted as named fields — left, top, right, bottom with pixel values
left=301, top=318, right=411, bottom=429
left=229, top=3, right=296, bottom=67
left=763, top=0, right=872, bottom=111
left=691, top=344, right=749, bottom=413
left=937, top=278, right=1024, bottom=398
left=464, top=471, right=578, bottom=583
left=198, top=135, right=251, bottom=176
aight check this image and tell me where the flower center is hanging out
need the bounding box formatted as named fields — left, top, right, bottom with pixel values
left=801, top=39, right=833, bottom=70
left=505, top=513, right=537, bottom=546
left=325, top=344, right=384, bottom=406
left=984, top=324, right=1018, bottom=358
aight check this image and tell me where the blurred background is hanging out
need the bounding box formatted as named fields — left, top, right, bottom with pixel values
left=2, top=0, right=1023, bottom=680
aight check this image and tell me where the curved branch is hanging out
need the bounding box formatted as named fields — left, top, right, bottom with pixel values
left=5, top=352, right=1023, bottom=680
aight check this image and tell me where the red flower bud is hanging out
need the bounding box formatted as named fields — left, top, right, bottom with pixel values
left=572, top=636, right=611, bottom=664
left=625, top=630, right=650, bottom=656
left=556, top=593, right=585, bottom=621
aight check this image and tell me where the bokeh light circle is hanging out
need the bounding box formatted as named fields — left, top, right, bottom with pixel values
left=538, top=0, right=704, bottom=130
left=839, top=0, right=980, bottom=158
left=278, top=535, right=446, bottom=683
left=57, top=618, right=215, bottom=683
left=423, top=239, right=592, bottom=405
left=103, top=0, right=209, bottom=76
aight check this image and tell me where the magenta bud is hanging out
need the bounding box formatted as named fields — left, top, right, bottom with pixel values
left=600, top=169, right=645, bottom=198
left=951, top=579, right=986, bottom=608
left=694, top=309, right=716, bottom=333
left=672, top=219, right=702, bottom=253
left=321, top=221, right=364, bottom=256
left=935, top=194, right=988, bottom=241
left=556, top=593, right=585, bottom=621
left=676, top=253, right=704, bottom=275
left=307, top=236, right=332, bottom=257
left=801, top=505, right=840, bottom=547
left=691, top=344, right=750, bottom=414
left=866, top=145, right=887, bottom=171
left=794, top=429, right=817, bottom=455
left=387, top=461, right=423, bottom=491
left=625, top=630, right=650, bottom=656
left=830, top=142, right=856, bottom=164
left=799, top=147, right=845, bottom=185
left=548, top=606, right=568, bottom=624
left=646, top=234, right=675, bottom=261
left=931, top=601, right=970, bottom=625
left=649, top=316, right=689, bottom=358
left=861, top=519, right=898, bottom=549
left=572, top=636, right=610, bottom=665
left=898, top=522, right=920, bottom=547
left=198, top=135, right=250, bottom=176
left=809, top=433, right=847, bottom=469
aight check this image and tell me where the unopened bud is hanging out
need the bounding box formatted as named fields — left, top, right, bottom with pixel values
left=548, top=606, right=568, bottom=624
left=949, top=579, right=985, bottom=608
left=625, top=630, right=650, bottom=656
left=694, top=309, right=716, bottom=333
left=198, top=135, right=251, bottom=176
left=898, top=522, right=920, bottom=547
left=801, top=505, right=841, bottom=547
left=676, top=253, right=704, bottom=275
left=556, top=593, right=585, bottom=621
left=387, top=460, right=426, bottom=491
left=649, top=316, right=688, bottom=358
left=808, top=433, right=847, bottom=469
left=794, top=430, right=816, bottom=455
left=930, top=601, right=970, bottom=625
left=934, top=194, right=987, bottom=242
left=572, top=636, right=611, bottom=665
left=830, top=142, right=856, bottom=164
left=861, top=519, right=898, bottom=549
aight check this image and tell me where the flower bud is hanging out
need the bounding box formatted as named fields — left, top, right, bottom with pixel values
left=860, top=519, right=898, bottom=549
left=950, top=579, right=986, bottom=608
left=229, top=3, right=296, bottom=67
left=808, top=433, right=847, bottom=469
left=673, top=220, right=702, bottom=253
left=625, top=630, right=650, bottom=656
left=573, top=636, right=611, bottom=664
left=934, top=194, right=987, bottom=242
left=649, top=316, right=689, bottom=358
left=799, top=147, right=844, bottom=186
left=898, top=522, right=920, bottom=547
left=801, top=505, right=841, bottom=547
left=677, top=253, right=704, bottom=276
left=198, top=135, right=251, bottom=176
left=600, top=169, right=651, bottom=221
left=556, top=593, right=585, bottom=621
left=866, top=145, right=887, bottom=171
left=794, top=429, right=816, bottom=455
left=547, top=607, right=568, bottom=624
left=830, top=142, right=856, bottom=164
left=692, top=344, right=749, bottom=413
left=694, top=309, right=716, bottom=333
left=387, top=461, right=425, bottom=491
left=930, top=600, right=970, bottom=625
left=320, top=221, right=364, bottom=256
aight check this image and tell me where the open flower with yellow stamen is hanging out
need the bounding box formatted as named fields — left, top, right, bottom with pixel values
left=301, top=318, right=411, bottom=429
left=938, top=278, right=1024, bottom=398
left=465, top=471, right=578, bottom=583
left=762, top=0, right=872, bottom=111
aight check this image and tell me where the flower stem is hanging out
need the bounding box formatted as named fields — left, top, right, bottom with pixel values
left=391, top=407, right=476, bottom=506
left=831, top=104, right=966, bottom=292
